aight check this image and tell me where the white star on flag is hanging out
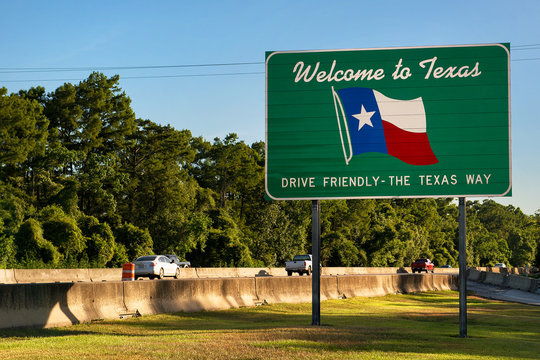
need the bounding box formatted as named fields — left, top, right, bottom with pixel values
left=352, top=105, right=376, bottom=131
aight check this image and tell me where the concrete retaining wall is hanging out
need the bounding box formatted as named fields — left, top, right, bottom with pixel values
left=0, top=269, right=16, bottom=283
left=13, top=268, right=91, bottom=283
left=0, top=273, right=457, bottom=330
left=483, top=272, right=506, bottom=286
left=123, top=278, right=258, bottom=314
left=468, top=269, right=484, bottom=282
left=505, top=274, right=537, bottom=292
left=179, top=268, right=199, bottom=278
left=338, top=274, right=396, bottom=297
left=6, top=266, right=520, bottom=285
left=88, top=269, right=122, bottom=282
left=0, top=282, right=106, bottom=328
left=470, top=269, right=539, bottom=293
left=255, top=276, right=312, bottom=303
left=0, top=267, right=458, bottom=284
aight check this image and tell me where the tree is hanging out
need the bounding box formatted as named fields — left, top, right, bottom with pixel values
left=78, top=214, right=116, bottom=267
left=193, top=134, right=263, bottom=210
left=470, top=200, right=536, bottom=266
left=45, top=73, right=136, bottom=156
left=38, top=205, right=86, bottom=266
left=322, top=230, right=360, bottom=267
left=114, top=223, right=153, bottom=261
left=533, top=211, right=540, bottom=267
left=188, top=208, right=255, bottom=267
left=118, top=119, right=203, bottom=256
left=0, top=87, right=48, bottom=166
left=246, top=201, right=310, bottom=266
left=14, top=218, right=61, bottom=267
left=77, top=153, right=125, bottom=225
left=0, top=218, right=15, bottom=268
left=466, top=210, right=509, bottom=266
left=44, top=83, right=81, bottom=154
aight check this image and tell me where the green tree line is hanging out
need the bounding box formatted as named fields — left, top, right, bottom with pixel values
left=1, top=73, right=539, bottom=269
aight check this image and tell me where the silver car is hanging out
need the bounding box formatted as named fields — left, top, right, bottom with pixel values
left=134, top=255, right=181, bottom=280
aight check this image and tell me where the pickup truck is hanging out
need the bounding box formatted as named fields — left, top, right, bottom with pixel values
left=285, top=254, right=314, bottom=276
left=165, top=254, right=191, bottom=268
left=411, top=258, right=434, bottom=273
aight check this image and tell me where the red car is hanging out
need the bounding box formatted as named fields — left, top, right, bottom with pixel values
left=411, top=258, right=434, bottom=273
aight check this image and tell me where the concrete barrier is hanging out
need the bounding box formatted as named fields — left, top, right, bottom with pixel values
left=89, top=281, right=127, bottom=320
left=13, top=268, right=91, bottom=283
left=1, top=266, right=461, bottom=284
left=397, top=274, right=434, bottom=293
left=468, top=269, right=483, bottom=282
left=194, top=268, right=243, bottom=278
left=0, top=282, right=102, bottom=328
left=180, top=267, right=199, bottom=278
left=487, top=267, right=509, bottom=274
left=0, top=269, right=16, bottom=283
left=433, top=274, right=459, bottom=291
left=45, top=282, right=102, bottom=327
left=338, top=274, right=397, bottom=298
left=267, top=268, right=287, bottom=277
left=483, top=272, right=506, bottom=286
left=255, top=276, right=312, bottom=303
left=88, top=268, right=122, bottom=282
left=0, top=273, right=458, bottom=329
left=194, top=267, right=293, bottom=278
left=505, top=274, right=536, bottom=292
left=124, top=277, right=257, bottom=314
left=336, top=273, right=458, bottom=298
left=322, top=267, right=456, bottom=275
left=323, top=267, right=404, bottom=275
left=470, top=269, right=540, bottom=294
left=435, top=268, right=459, bottom=274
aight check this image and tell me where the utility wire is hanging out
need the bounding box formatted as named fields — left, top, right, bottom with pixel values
left=1, top=43, right=539, bottom=83
left=0, top=71, right=265, bottom=83
left=0, top=62, right=264, bottom=74
left=1, top=42, right=539, bottom=74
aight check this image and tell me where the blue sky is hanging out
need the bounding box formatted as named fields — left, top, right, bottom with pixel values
left=1, top=0, right=539, bottom=214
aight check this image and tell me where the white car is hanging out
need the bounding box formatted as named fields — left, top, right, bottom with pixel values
left=493, top=263, right=507, bottom=268
left=134, top=255, right=181, bottom=280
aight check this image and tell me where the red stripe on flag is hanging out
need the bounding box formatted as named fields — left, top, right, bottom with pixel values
left=382, top=120, right=438, bottom=165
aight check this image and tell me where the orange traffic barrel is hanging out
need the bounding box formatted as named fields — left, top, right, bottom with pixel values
left=122, top=262, right=135, bottom=281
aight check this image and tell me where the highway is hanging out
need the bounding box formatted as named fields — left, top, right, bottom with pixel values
left=468, top=280, right=540, bottom=306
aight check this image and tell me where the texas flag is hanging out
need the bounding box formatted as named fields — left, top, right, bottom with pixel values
left=332, top=87, right=438, bottom=166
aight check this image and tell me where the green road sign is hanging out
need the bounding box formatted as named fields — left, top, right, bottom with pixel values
left=265, top=44, right=511, bottom=200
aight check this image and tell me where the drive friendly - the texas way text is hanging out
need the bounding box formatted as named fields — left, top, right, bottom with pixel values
left=281, top=173, right=492, bottom=189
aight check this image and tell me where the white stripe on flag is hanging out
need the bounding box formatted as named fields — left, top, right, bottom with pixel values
left=373, top=90, right=427, bottom=133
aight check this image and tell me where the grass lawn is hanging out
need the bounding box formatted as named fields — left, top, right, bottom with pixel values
left=1, top=291, right=539, bottom=359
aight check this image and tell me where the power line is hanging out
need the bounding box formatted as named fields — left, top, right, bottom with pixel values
left=0, top=62, right=264, bottom=74
left=1, top=58, right=537, bottom=84
left=0, top=71, right=265, bottom=83
left=0, top=42, right=538, bottom=74
left=512, top=57, right=540, bottom=61
left=1, top=43, right=539, bottom=84
left=512, top=43, right=540, bottom=49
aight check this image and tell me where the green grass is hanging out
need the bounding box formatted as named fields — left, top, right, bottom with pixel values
left=1, top=291, right=539, bottom=359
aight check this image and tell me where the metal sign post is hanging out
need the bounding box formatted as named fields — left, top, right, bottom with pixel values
left=459, top=197, right=467, bottom=338
left=311, top=200, right=321, bottom=326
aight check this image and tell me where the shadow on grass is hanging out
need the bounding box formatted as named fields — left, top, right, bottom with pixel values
left=0, top=327, right=94, bottom=338
left=2, top=293, right=539, bottom=359
left=102, top=294, right=539, bottom=359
